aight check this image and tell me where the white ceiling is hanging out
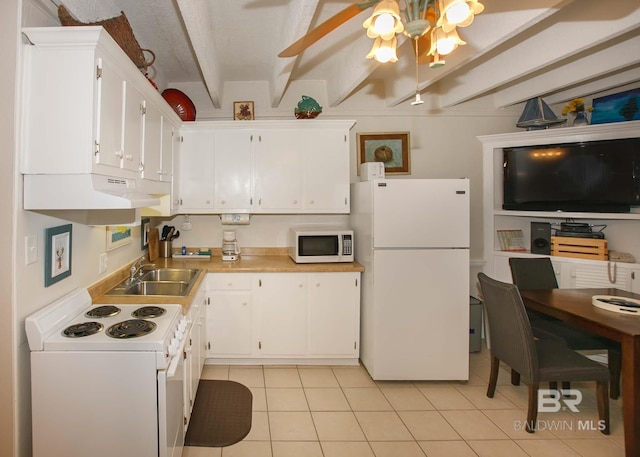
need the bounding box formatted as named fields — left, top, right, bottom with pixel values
left=56, top=0, right=640, bottom=110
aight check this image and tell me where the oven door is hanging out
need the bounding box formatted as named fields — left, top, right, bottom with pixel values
left=158, top=342, right=186, bottom=457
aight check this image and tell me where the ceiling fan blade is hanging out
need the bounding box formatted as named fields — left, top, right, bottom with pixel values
left=278, top=2, right=375, bottom=58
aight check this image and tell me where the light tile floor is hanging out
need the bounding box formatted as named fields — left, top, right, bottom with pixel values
left=182, top=344, right=625, bottom=457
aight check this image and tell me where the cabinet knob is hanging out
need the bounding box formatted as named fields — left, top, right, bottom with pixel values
left=227, top=282, right=233, bottom=286
left=309, top=200, right=314, bottom=204
left=298, top=283, right=304, bottom=288
left=315, top=281, right=320, bottom=287
left=293, top=200, right=298, bottom=204
left=125, top=154, right=133, bottom=161
left=115, top=150, right=124, bottom=159
left=221, top=200, right=226, bottom=205
left=242, top=302, right=247, bottom=306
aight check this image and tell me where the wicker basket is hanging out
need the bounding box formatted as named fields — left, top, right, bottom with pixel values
left=57, top=5, right=155, bottom=72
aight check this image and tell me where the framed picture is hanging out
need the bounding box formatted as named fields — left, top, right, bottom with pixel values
left=357, top=132, right=410, bottom=175
left=44, top=224, right=72, bottom=287
left=141, top=217, right=150, bottom=250
left=233, top=101, right=255, bottom=120
left=591, top=88, right=640, bottom=125
left=106, top=225, right=133, bottom=251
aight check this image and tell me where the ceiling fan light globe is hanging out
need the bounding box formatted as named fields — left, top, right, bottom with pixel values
left=363, top=0, right=404, bottom=38
left=445, top=2, right=471, bottom=24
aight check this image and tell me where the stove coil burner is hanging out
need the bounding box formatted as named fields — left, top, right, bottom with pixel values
left=63, top=322, right=104, bottom=338
left=107, top=319, right=157, bottom=339
left=85, top=305, right=121, bottom=318
left=131, top=306, right=167, bottom=319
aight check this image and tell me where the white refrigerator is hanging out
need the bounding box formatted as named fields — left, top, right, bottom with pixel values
left=351, top=178, right=470, bottom=380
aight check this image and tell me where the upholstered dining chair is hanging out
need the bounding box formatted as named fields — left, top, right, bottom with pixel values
left=508, top=257, right=621, bottom=399
left=477, top=272, right=610, bottom=434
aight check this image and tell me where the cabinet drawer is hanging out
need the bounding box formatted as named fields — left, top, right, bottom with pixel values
left=207, top=273, right=251, bottom=290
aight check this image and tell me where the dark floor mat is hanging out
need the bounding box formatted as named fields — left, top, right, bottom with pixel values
left=184, top=379, right=253, bottom=447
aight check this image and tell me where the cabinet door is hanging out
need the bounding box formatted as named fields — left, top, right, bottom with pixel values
left=179, top=129, right=215, bottom=211
left=571, top=263, right=629, bottom=289
left=254, top=130, right=304, bottom=211
left=214, top=130, right=253, bottom=211
left=121, top=80, right=144, bottom=173
left=160, top=117, right=174, bottom=183
left=95, top=57, right=125, bottom=170
left=308, top=273, right=360, bottom=356
left=207, top=291, right=252, bottom=356
left=255, top=274, right=307, bottom=355
left=304, top=130, right=349, bottom=212
left=141, top=100, right=162, bottom=181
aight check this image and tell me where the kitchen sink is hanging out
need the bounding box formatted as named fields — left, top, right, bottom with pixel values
left=139, top=268, right=200, bottom=282
left=124, top=281, right=191, bottom=296
left=106, top=268, right=201, bottom=296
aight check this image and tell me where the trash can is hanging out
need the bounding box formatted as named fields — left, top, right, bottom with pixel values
left=469, top=296, right=483, bottom=352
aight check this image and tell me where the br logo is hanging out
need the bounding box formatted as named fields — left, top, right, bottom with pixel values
left=538, top=389, right=582, bottom=412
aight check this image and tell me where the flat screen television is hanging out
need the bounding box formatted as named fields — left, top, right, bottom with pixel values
left=503, top=137, right=640, bottom=213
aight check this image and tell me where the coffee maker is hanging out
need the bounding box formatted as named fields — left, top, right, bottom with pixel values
left=222, top=230, right=240, bottom=261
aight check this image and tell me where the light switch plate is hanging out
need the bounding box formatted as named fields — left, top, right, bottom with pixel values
left=25, top=235, right=37, bottom=265
left=99, top=253, right=108, bottom=274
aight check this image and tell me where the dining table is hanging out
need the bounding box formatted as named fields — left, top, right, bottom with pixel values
left=520, top=287, right=640, bottom=457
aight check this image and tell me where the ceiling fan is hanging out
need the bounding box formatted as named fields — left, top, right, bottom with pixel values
left=278, top=0, right=483, bottom=67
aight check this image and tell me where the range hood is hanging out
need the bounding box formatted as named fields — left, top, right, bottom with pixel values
left=24, top=174, right=161, bottom=210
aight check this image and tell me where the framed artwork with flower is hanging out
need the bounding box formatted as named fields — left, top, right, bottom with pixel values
left=357, top=132, right=410, bottom=175
left=233, top=101, right=254, bottom=120
left=44, top=224, right=72, bottom=287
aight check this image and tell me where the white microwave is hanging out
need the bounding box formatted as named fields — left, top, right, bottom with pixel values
left=288, top=227, right=354, bottom=263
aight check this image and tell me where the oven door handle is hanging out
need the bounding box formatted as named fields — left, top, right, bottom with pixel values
left=166, top=336, right=187, bottom=379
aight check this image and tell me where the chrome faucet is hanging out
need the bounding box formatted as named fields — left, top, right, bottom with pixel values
left=129, top=256, right=156, bottom=282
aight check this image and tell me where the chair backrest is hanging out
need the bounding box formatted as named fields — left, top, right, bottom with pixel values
left=509, top=257, right=559, bottom=289
left=477, top=273, right=538, bottom=380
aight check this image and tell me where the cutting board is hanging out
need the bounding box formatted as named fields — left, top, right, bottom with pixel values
left=148, top=228, right=160, bottom=261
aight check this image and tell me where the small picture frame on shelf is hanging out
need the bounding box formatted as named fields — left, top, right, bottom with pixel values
left=497, top=229, right=526, bottom=252
left=44, top=224, right=72, bottom=287
left=233, top=101, right=254, bottom=120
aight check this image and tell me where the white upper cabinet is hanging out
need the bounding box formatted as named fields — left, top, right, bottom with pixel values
left=254, top=129, right=305, bottom=211
left=21, top=27, right=181, bottom=184
left=213, top=130, right=253, bottom=211
left=178, top=128, right=215, bottom=211
left=177, top=120, right=355, bottom=215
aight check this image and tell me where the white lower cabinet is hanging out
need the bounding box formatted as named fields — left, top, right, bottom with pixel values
left=206, top=274, right=253, bottom=356
left=493, top=252, right=636, bottom=291
left=205, top=271, right=360, bottom=362
left=308, top=273, right=360, bottom=356
left=184, top=281, right=207, bottom=428
left=255, top=274, right=308, bottom=356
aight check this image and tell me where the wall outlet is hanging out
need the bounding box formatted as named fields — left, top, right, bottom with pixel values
left=181, top=215, right=192, bottom=231
left=99, top=253, right=108, bottom=274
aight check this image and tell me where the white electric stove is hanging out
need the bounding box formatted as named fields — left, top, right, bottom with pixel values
left=26, top=288, right=188, bottom=457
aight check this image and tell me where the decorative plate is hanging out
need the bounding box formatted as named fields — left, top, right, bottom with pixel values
left=162, top=89, right=196, bottom=121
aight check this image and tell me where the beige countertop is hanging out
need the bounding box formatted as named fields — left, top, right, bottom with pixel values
left=90, top=248, right=364, bottom=311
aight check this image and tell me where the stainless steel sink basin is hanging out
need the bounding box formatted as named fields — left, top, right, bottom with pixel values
left=125, top=281, right=191, bottom=296
left=106, top=268, right=201, bottom=296
left=139, top=268, right=200, bottom=282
